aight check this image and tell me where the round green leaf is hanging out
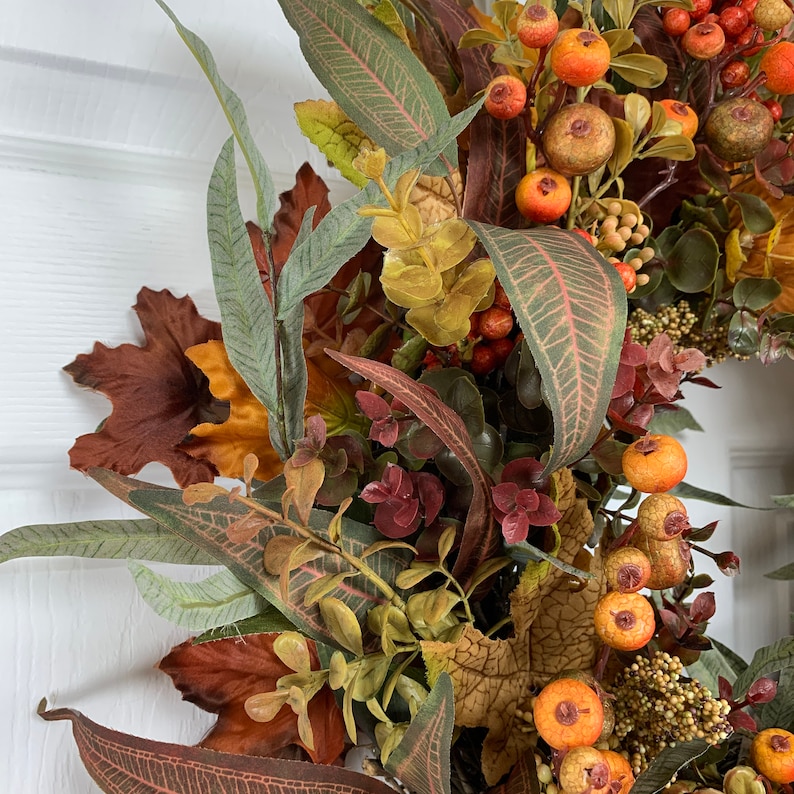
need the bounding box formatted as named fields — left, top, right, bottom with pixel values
left=667, top=229, right=719, bottom=292
left=733, top=277, right=782, bottom=310
left=729, top=192, right=776, bottom=234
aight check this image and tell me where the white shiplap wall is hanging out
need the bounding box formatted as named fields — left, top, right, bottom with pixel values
left=2, top=2, right=794, bottom=792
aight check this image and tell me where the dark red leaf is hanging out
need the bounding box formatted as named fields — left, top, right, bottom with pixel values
left=689, top=591, right=716, bottom=624
left=718, top=675, right=734, bottom=701
left=63, top=288, right=222, bottom=487
left=728, top=709, right=758, bottom=732
left=658, top=608, right=684, bottom=639
left=158, top=633, right=345, bottom=764
left=39, top=704, right=392, bottom=794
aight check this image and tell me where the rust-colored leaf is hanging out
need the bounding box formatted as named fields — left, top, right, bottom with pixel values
left=39, top=703, right=394, bottom=794
left=157, top=633, right=344, bottom=764
left=325, top=350, right=499, bottom=591
left=284, top=458, right=326, bottom=526
left=63, top=287, right=222, bottom=488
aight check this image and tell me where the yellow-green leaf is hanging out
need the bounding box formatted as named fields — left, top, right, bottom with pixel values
left=273, top=631, right=313, bottom=674
left=351, top=656, right=391, bottom=700
left=372, top=0, right=411, bottom=47
left=457, top=28, right=506, bottom=49
left=372, top=206, right=424, bottom=249
left=319, top=596, right=364, bottom=656
left=381, top=254, right=444, bottom=308
left=640, top=134, right=696, bottom=161
left=303, top=571, right=357, bottom=606
left=608, top=118, right=635, bottom=177
left=603, top=28, right=635, bottom=55
left=624, top=93, right=652, bottom=139
left=610, top=53, right=668, bottom=88
left=726, top=227, right=747, bottom=282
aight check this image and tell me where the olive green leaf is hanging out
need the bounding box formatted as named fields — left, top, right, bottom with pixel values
left=624, top=93, right=652, bottom=138
left=610, top=53, right=668, bottom=88
left=319, top=596, right=365, bottom=656
left=729, top=192, right=776, bottom=235
left=666, top=228, right=719, bottom=292
left=632, top=740, right=710, bottom=794
left=733, top=636, right=794, bottom=700
left=733, top=277, right=782, bottom=311
left=641, top=134, right=696, bottom=161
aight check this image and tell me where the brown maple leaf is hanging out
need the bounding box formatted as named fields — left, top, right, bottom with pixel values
left=64, top=287, right=222, bottom=487
left=158, top=633, right=345, bottom=765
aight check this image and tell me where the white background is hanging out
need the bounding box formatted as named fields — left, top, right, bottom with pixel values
left=1, top=1, right=794, bottom=791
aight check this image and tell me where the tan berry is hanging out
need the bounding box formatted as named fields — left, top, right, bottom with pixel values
left=549, top=28, right=612, bottom=87
left=705, top=98, right=774, bottom=161
left=533, top=677, right=605, bottom=749
left=517, top=3, right=559, bottom=48
left=637, top=493, right=690, bottom=541
left=594, top=591, right=656, bottom=651
left=682, top=21, right=726, bottom=59
left=630, top=535, right=692, bottom=590
left=559, top=746, right=612, bottom=794
left=622, top=433, right=688, bottom=493
left=751, top=728, right=794, bottom=783
left=605, top=546, right=652, bottom=593
left=543, top=103, right=616, bottom=176
left=754, top=0, right=793, bottom=30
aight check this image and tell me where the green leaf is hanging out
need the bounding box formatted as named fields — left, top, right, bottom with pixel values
left=194, top=607, right=298, bottom=643
left=666, top=228, right=719, bottom=293
left=767, top=562, right=794, bottom=579
left=128, top=561, right=265, bottom=631
left=631, top=740, right=710, bottom=794
left=207, top=137, right=287, bottom=458
left=277, top=0, right=455, bottom=177
left=648, top=406, right=704, bottom=434
left=154, top=0, right=277, bottom=230
left=670, top=481, right=770, bottom=509
left=711, top=636, right=749, bottom=675
left=276, top=98, right=483, bottom=318
left=733, top=636, right=794, bottom=700
left=507, top=541, right=595, bottom=579
left=0, top=517, right=217, bottom=565
left=733, top=277, right=782, bottom=311
left=730, top=192, right=776, bottom=234
left=757, top=664, right=794, bottom=731
left=640, top=134, right=696, bottom=161
left=773, top=494, right=794, bottom=508
left=686, top=642, right=744, bottom=693
left=385, top=672, right=455, bottom=794
left=466, top=224, right=626, bottom=475
left=610, top=53, right=668, bottom=88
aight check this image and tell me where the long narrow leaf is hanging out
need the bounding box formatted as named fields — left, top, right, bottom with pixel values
left=0, top=518, right=216, bottom=565
left=385, top=672, right=455, bottom=794
left=277, top=0, right=455, bottom=176
left=277, top=97, right=484, bottom=318
left=154, top=0, right=277, bottom=229
left=128, top=561, right=265, bottom=631
left=631, top=740, right=710, bottom=794
left=466, top=223, right=626, bottom=475
left=194, top=609, right=297, bottom=643
left=207, top=137, right=287, bottom=458
left=39, top=705, right=396, bottom=794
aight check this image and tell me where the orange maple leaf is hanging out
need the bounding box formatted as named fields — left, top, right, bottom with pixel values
left=180, top=340, right=363, bottom=481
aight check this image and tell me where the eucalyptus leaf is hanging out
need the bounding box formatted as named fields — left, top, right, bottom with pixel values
left=128, top=561, right=265, bottom=631
left=729, top=192, right=776, bottom=234
left=733, top=277, right=782, bottom=311
left=631, top=740, right=710, bottom=794
left=0, top=518, right=216, bottom=565
left=666, top=229, right=719, bottom=293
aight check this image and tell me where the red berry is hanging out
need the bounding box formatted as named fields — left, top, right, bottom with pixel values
left=489, top=337, right=516, bottom=366
left=614, top=261, right=637, bottom=292
left=740, top=0, right=759, bottom=18
left=493, top=280, right=512, bottom=310
left=763, top=98, right=784, bottom=121
left=484, top=75, right=527, bottom=120
left=736, top=24, right=764, bottom=54
left=571, top=227, right=597, bottom=245
left=663, top=7, right=692, bottom=36
left=690, top=0, right=713, bottom=20
left=720, top=58, right=752, bottom=88
left=478, top=305, right=515, bottom=340
left=470, top=344, right=498, bottom=375
left=718, top=5, right=750, bottom=37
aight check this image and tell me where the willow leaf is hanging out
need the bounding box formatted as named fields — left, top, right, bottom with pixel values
left=128, top=561, right=265, bottom=631
left=154, top=0, right=277, bottom=229
left=194, top=608, right=298, bottom=643
left=277, top=98, right=484, bottom=318
left=0, top=518, right=215, bottom=566
left=277, top=0, right=455, bottom=177
left=39, top=705, right=396, bottom=794
left=385, top=673, right=454, bottom=794
left=631, top=740, right=710, bottom=794
left=207, top=137, right=287, bottom=458
left=466, top=224, right=626, bottom=475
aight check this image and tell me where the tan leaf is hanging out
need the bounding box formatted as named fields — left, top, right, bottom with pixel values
left=284, top=457, right=325, bottom=526
left=182, top=482, right=229, bottom=505
left=410, top=171, right=463, bottom=225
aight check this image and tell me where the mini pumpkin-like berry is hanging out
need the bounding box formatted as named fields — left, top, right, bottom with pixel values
left=558, top=746, right=611, bottom=794
left=533, top=677, right=604, bottom=749
left=516, top=3, right=559, bottom=48
left=622, top=433, right=688, bottom=493
left=630, top=535, right=692, bottom=589
left=601, top=750, right=635, bottom=794
left=605, top=546, right=652, bottom=593
left=751, top=728, right=794, bottom=783
left=549, top=28, right=612, bottom=87
left=637, top=493, right=690, bottom=541
left=658, top=99, right=699, bottom=139
left=593, top=591, right=656, bottom=651
left=484, top=75, right=528, bottom=120
left=515, top=168, right=572, bottom=223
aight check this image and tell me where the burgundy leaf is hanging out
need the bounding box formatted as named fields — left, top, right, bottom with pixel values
left=502, top=511, right=530, bottom=544
left=716, top=551, right=741, bottom=576
left=64, top=288, right=222, bottom=488
left=158, top=634, right=344, bottom=764
left=659, top=608, right=684, bottom=639
left=39, top=705, right=394, bottom=794
left=746, top=677, right=778, bottom=705
left=728, top=709, right=758, bottom=733
left=718, top=675, right=734, bottom=701
left=689, top=591, right=716, bottom=624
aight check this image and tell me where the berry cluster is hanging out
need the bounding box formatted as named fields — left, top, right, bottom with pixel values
left=609, top=652, right=733, bottom=773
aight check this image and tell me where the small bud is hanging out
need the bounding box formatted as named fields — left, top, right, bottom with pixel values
left=716, top=550, right=741, bottom=576
left=353, top=146, right=388, bottom=179
left=746, top=676, right=778, bottom=705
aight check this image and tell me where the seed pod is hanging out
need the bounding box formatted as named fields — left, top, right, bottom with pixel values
left=631, top=534, right=691, bottom=589
left=637, top=493, right=690, bottom=541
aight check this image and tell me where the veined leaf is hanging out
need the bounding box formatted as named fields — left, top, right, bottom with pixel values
left=385, top=672, right=455, bottom=794
left=733, top=636, right=794, bottom=700
left=0, top=518, right=215, bottom=565
left=466, top=224, right=626, bottom=475
left=277, top=0, right=455, bottom=177
left=154, top=0, right=277, bottom=230
left=39, top=705, right=396, bottom=794
left=207, top=138, right=288, bottom=458
left=194, top=608, right=298, bottom=643
left=128, top=561, right=265, bottom=631
left=277, top=98, right=483, bottom=318
left=631, top=740, right=710, bottom=794
left=670, top=481, right=769, bottom=509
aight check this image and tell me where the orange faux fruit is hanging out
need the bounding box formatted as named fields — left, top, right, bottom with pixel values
left=636, top=492, right=690, bottom=541
left=604, top=546, right=652, bottom=593
left=593, top=591, right=656, bottom=651
left=658, top=99, right=699, bottom=139
left=751, top=728, right=794, bottom=783
left=760, top=42, right=794, bottom=95
left=601, top=750, right=635, bottom=794
left=533, top=677, right=604, bottom=749
left=549, top=28, right=611, bottom=87
left=558, top=746, right=611, bottom=794
left=515, top=168, right=572, bottom=223
left=621, top=433, right=688, bottom=493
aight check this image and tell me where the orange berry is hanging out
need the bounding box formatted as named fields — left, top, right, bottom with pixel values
left=484, top=75, right=528, bottom=119
left=658, top=99, right=699, bottom=139
left=601, top=750, right=635, bottom=794
left=682, top=21, right=726, bottom=59
left=663, top=7, right=692, bottom=35
left=549, top=28, right=611, bottom=87
left=637, top=492, right=690, bottom=541
left=559, top=746, right=611, bottom=794
left=517, top=3, right=559, bottom=48
left=533, top=677, right=604, bottom=750
left=760, top=42, right=794, bottom=95
left=515, top=168, right=572, bottom=223
left=630, top=534, right=692, bottom=589
left=751, top=728, right=794, bottom=783
left=621, top=433, right=688, bottom=493
left=614, top=261, right=637, bottom=292
left=593, top=591, right=656, bottom=651
left=604, top=546, right=652, bottom=593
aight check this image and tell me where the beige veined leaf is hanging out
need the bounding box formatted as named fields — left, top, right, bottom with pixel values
left=182, top=482, right=229, bottom=505
left=726, top=227, right=747, bottom=282
left=610, top=53, right=668, bottom=88
left=294, top=100, right=376, bottom=188
left=410, top=171, right=463, bottom=225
